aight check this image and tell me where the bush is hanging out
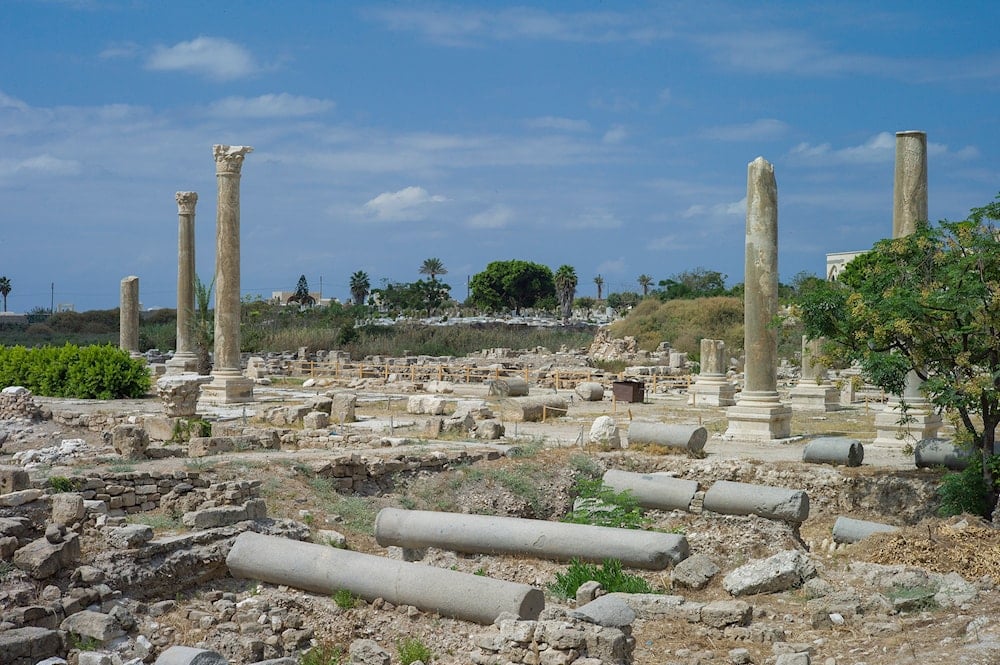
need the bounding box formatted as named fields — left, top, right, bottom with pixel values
left=938, top=456, right=996, bottom=517
left=549, top=558, right=655, bottom=599
left=0, top=343, right=150, bottom=399
left=301, top=644, right=343, bottom=665
left=332, top=589, right=357, bottom=609
left=562, top=478, right=647, bottom=529
left=398, top=637, right=433, bottom=665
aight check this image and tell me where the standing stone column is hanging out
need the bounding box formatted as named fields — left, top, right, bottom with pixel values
left=789, top=335, right=840, bottom=412
left=688, top=339, right=736, bottom=406
left=725, top=157, right=792, bottom=440
left=165, top=192, right=199, bottom=374
left=201, top=146, right=254, bottom=404
left=119, top=276, right=141, bottom=358
left=874, top=130, right=941, bottom=445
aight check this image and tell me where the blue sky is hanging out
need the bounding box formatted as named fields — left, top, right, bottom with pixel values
left=1, top=1, right=998, bottom=312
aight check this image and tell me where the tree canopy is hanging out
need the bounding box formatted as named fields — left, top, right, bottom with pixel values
left=657, top=267, right=727, bottom=300
left=349, top=271, right=370, bottom=306
left=0, top=276, right=11, bottom=312
left=798, top=194, right=1000, bottom=515
left=553, top=265, right=578, bottom=321
left=418, top=258, right=447, bottom=281
left=372, top=279, right=451, bottom=317
left=287, top=275, right=315, bottom=306
left=470, top=260, right=555, bottom=315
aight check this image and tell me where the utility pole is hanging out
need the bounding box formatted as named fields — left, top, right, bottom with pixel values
left=50, top=282, right=54, bottom=313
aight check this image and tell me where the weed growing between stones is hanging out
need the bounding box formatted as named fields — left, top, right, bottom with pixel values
left=562, top=478, right=648, bottom=529
left=397, top=637, right=433, bottom=665
left=127, top=511, right=182, bottom=531
left=549, top=558, right=656, bottom=599
left=47, top=476, right=75, bottom=493
left=301, top=643, right=344, bottom=665
left=332, top=589, right=357, bottom=609
left=0, top=560, right=14, bottom=581
left=69, top=633, right=102, bottom=651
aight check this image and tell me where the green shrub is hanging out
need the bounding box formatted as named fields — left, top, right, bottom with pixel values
left=549, top=558, right=656, bottom=599
left=562, top=478, right=647, bottom=529
left=937, top=455, right=995, bottom=517
left=397, top=637, right=433, bottom=665
left=301, top=643, right=343, bottom=665
left=332, top=589, right=357, bottom=609
left=48, top=476, right=76, bottom=493
left=0, top=343, right=150, bottom=399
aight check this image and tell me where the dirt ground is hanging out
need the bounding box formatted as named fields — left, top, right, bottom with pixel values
left=5, top=380, right=1000, bottom=665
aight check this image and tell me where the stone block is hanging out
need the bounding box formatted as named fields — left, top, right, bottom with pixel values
left=182, top=505, right=247, bottom=529
left=589, top=416, right=621, bottom=450
left=153, top=645, right=229, bottom=665
left=302, top=411, right=330, bottom=429
left=112, top=424, right=149, bottom=459
left=0, top=488, right=44, bottom=507
left=0, top=465, right=30, bottom=494
left=60, top=610, right=125, bottom=642
left=723, top=550, right=817, bottom=597
left=0, top=627, right=62, bottom=665
left=188, top=436, right=234, bottom=458
left=107, top=524, right=154, bottom=548
left=671, top=553, right=720, bottom=590
left=13, top=532, right=80, bottom=579
left=575, top=382, right=604, bottom=401
left=700, top=600, right=752, bottom=628
left=330, top=393, right=357, bottom=423
left=51, top=492, right=85, bottom=526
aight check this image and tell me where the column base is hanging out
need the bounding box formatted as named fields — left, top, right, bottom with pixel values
left=725, top=391, right=793, bottom=441
left=201, top=370, right=254, bottom=404
left=688, top=376, right=737, bottom=407
left=789, top=383, right=841, bottom=412
left=872, top=404, right=942, bottom=448
left=165, top=353, right=200, bottom=375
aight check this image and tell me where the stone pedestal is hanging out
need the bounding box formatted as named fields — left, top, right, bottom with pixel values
left=202, top=145, right=254, bottom=404
left=166, top=191, right=200, bottom=374
left=689, top=339, right=736, bottom=406
left=789, top=336, right=840, bottom=412
left=873, top=373, right=942, bottom=447
left=725, top=157, right=792, bottom=440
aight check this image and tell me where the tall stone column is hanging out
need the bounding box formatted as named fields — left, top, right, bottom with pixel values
left=119, top=276, right=141, bottom=357
left=201, top=145, right=254, bottom=404
left=165, top=192, right=199, bottom=374
left=789, top=335, right=840, bottom=412
left=688, top=339, right=736, bottom=406
left=874, top=130, right=941, bottom=445
left=725, top=157, right=792, bottom=440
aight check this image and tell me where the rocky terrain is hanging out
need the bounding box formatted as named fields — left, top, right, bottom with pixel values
left=1, top=351, right=999, bottom=665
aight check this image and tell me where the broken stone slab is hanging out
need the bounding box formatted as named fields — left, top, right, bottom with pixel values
left=156, top=373, right=213, bottom=417
left=601, top=469, right=699, bottom=512
left=831, top=516, right=900, bottom=544
left=671, top=553, right=720, bottom=590
left=700, top=600, right=753, bottom=628
left=802, top=437, right=864, bottom=467
left=473, top=419, right=505, bottom=440
left=0, top=488, right=44, bottom=507
left=154, top=646, right=228, bottom=665
left=569, top=594, right=636, bottom=627
left=602, top=593, right=704, bottom=623
left=107, top=524, right=155, bottom=549
left=506, top=395, right=568, bottom=422
left=348, top=639, right=390, bottom=665
left=13, top=532, right=80, bottom=579
left=589, top=416, right=621, bottom=449
left=626, top=421, right=707, bottom=454
left=51, top=492, right=85, bottom=526
left=406, top=395, right=448, bottom=415
left=575, top=382, right=604, bottom=401
left=703, top=480, right=810, bottom=523
left=60, top=610, right=125, bottom=642
left=302, top=411, right=329, bottom=429
left=227, top=531, right=543, bottom=624
left=0, top=626, right=62, bottom=665
left=375, top=507, right=688, bottom=570
left=723, top=550, right=817, bottom=596
left=914, top=438, right=971, bottom=470
left=487, top=376, right=529, bottom=397
left=111, top=424, right=149, bottom=459
left=182, top=500, right=265, bottom=529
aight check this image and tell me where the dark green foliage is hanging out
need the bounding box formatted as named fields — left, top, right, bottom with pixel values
left=48, top=476, right=76, bottom=493
left=563, top=478, right=648, bottom=529
left=937, top=455, right=1000, bottom=517
left=301, top=644, right=343, bottom=665
left=332, top=589, right=357, bottom=609
left=549, top=558, right=655, bottom=599
left=469, top=260, right=555, bottom=315
left=372, top=279, right=451, bottom=317
left=398, top=638, right=433, bottom=665
left=0, top=343, right=150, bottom=399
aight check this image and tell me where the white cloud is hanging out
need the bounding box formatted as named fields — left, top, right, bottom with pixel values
left=681, top=197, right=745, bottom=219
left=362, top=186, right=448, bottom=222
left=147, top=37, right=258, bottom=80
left=468, top=205, right=513, bottom=229
left=207, top=93, right=334, bottom=118
left=0, top=91, right=29, bottom=112
left=602, top=124, right=627, bottom=144
left=525, top=116, right=590, bottom=132
left=565, top=211, right=623, bottom=229
left=597, top=258, right=626, bottom=274
left=4, top=154, right=82, bottom=176
left=99, top=42, right=139, bottom=60
left=788, top=132, right=894, bottom=166
left=702, top=118, right=789, bottom=142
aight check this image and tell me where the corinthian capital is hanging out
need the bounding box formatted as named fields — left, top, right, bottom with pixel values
left=175, top=191, right=198, bottom=214
left=213, top=145, right=254, bottom=175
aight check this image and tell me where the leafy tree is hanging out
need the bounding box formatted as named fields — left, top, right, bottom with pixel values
left=418, top=258, right=447, bottom=282
left=349, top=270, right=371, bottom=306
left=593, top=274, right=604, bottom=301
left=470, top=260, right=555, bottom=315
left=287, top=275, right=315, bottom=307
left=657, top=267, right=727, bottom=300
left=798, top=194, right=1000, bottom=515
left=553, top=265, right=578, bottom=321
left=637, top=274, right=653, bottom=297
left=606, top=291, right=640, bottom=313
left=372, top=279, right=451, bottom=317
left=0, top=276, right=10, bottom=312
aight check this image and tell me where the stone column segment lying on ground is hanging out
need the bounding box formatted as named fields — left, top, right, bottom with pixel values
left=725, top=157, right=792, bottom=440
left=914, top=438, right=970, bottom=470
left=374, top=507, right=688, bottom=569
left=626, top=421, right=707, bottom=454
left=166, top=191, right=199, bottom=374
left=832, top=516, right=900, bottom=544
left=227, top=531, right=543, bottom=624
left=203, top=145, right=253, bottom=403
left=119, top=276, right=140, bottom=355
left=602, top=469, right=698, bottom=511
left=801, top=437, right=864, bottom=467
left=154, top=645, right=228, bottom=665
left=702, top=480, right=809, bottom=523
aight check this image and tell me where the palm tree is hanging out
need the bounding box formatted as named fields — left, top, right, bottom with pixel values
left=0, top=276, right=10, bottom=312
left=637, top=274, right=653, bottom=297
left=190, top=275, right=214, bottom=375
left=553, top=265, right=578, bottom=321
left=419, top=258, right=447, bottom=282
left=349, top=270, right=370, bottom=306
left=594, top=274, right=604, bottom=301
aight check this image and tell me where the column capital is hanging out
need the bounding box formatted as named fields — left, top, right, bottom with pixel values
left=213, top=145, right=254, bottom=175
left=175, top=191, right=198, bottom=214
